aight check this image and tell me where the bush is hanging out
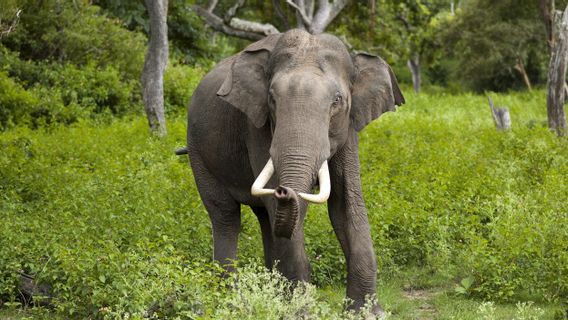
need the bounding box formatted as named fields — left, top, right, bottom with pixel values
left=2, top=1, right=146, bottom=81
left=0, top=50, right=142, bottom=129
left=164, top=62, right=207, bottom=114
left=358, top=91, right=567, bottom=301
left=0, top=91, right=566, bottom=317
left=45, top=63, right=139, bottom=116
left=0, top=70, right=37, bottom=129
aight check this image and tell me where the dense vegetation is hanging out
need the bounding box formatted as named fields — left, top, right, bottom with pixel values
left=1, top=0, right=567, bottom=319
left=1, top=92, right=566, bottom=318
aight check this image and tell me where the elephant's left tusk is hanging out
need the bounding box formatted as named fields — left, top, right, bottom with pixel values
left=251, top=158, right=276, bottom=196
left=298, top=161, right=330, bottom=204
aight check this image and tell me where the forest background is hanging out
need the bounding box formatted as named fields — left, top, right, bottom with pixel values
left=0, top=0, right=567, bottom=319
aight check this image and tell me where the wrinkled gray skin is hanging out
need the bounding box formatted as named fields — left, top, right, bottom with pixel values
left=186, top=29, right=404, bottom=314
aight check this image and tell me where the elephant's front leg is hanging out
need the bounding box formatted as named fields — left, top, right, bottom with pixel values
left=328, top=129, right=382, bottom=314
left=272, top=225, right=311, bottom=282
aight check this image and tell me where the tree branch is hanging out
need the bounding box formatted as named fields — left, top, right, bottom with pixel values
left=286, top=0, right=312, bottom=26
left=0, top=9, right=22, bottom=39
left=273, top=0, right=291, bottom=30
left=310, top=0, right=348, bottom=34
left=396, top=14, right=412, bottom=32
left=193, top=5, right=279, bottom=41
left=224, top=0, right=246, bottom=24
left=206, top=0, right=219, bottom=12
left=229, top=18, right=279, bottom=35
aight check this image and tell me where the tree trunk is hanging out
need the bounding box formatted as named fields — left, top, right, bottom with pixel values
left=368, top=0, right=375, bottom=41
left=547, top=7, right=568, bottom=136
left=407, top=54, right=421, bottom=93
left=141, top=0, right=168, bottom=136
left=309, top=0, right=348, bottom=34
left=539, top=0, right=555, bottom=52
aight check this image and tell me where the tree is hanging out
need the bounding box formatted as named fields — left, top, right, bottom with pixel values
left=546, top=5, right=568, bottom=136
left=390, top=0, right=448, bottom=93
left=329, top=1, right=452, bottom=92
left=443, top=0, right=549, bottom=92
left=539, top=0, right=555, bottom=51
left=192, top=0, right=348, bottom=39
left=141, top=0, right=169, bottom=136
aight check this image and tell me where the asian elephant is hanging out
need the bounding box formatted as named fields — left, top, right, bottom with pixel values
left=181, top=29, right=404, bottom=314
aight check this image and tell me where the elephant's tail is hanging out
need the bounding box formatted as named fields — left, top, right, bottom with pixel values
left=175, top=147, right=189, bottom=155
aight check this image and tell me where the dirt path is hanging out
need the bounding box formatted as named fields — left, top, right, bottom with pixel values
left=402, top=287, right=438, bottom=320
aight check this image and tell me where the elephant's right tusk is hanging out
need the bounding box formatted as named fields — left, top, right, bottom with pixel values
left=298, top=161, right=330, bottom=204
left=251, top=158, right=276, bottom=197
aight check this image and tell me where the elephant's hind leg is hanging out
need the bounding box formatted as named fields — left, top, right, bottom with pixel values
left=189, top=151, right=241, bottom=271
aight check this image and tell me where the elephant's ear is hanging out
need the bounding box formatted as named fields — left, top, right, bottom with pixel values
left=350, top=53, right=405, bottom=132
left=217, top=34, right=281, bottom=128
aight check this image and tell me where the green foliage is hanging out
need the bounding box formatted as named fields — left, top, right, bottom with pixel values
left=1, top=91, right=566, bottom=318
left=95, top=0, right=236, bottom=64
left=0, top=48, right=143, bottom=129
left=0, top=70, right=37, bottom=129
left=1, top=0, right=146, bottom=81
left=357, top=91, right=567, bottom=301
left=0, top=46, right=208, bottom=129
left=441, top=0, right=549, bottom=91
left=0, top=0, right=216, bottom=130
left=163, top=62, right=206, bottom=114
left=0, top=0, right=153, bottom=130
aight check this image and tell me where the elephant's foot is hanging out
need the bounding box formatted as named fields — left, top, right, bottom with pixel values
left=348, top=300, right=388, bottom=319
left=371, top=303, right=388, bottom=319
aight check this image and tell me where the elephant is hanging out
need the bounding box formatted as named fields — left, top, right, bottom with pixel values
left=180, top=29, right=404, bottom=314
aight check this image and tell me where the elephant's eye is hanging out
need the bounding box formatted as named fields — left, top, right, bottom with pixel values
left=333, top=92, right=343, bottom=105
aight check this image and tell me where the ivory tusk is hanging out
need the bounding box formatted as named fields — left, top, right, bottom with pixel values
left=298, top=161, right=330, bottom=204
left=251, top=158, right=276, bottom=196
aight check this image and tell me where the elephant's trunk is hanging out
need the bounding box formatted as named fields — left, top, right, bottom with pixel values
left=273, top=186, right=300, bottom=238
left=273, top=155, right=312, bottom=239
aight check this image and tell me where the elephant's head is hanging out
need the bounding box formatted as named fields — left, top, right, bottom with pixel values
left=218, top=29, right=404, bottom=239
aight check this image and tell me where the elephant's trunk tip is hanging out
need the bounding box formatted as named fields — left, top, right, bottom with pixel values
left=274, top=186, right=299, bottom=239
left=175, top=147, right=189, bottom=155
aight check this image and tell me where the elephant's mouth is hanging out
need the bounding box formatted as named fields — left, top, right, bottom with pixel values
left=251, top=158, right=330, bottom=238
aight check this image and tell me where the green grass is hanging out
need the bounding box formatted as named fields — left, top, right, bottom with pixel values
left=0, top=90, right=566, bottom=318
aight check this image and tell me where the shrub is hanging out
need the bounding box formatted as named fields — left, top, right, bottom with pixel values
left=0, top=91, right=566, bottom=318
left=2, top=1, right=146, bottom=81
left=0, top=54, right=141, bottom=129
left=164, top=62, right=207, bottom=114
left=0, top=70, right=37, bottom=129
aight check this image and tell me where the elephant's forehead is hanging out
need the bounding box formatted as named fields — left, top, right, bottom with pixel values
left=280, top=35, right=338, bottom=50
left=274, top=31, right=350, bottom=64
left=277, top=36, right=319, bottom=58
